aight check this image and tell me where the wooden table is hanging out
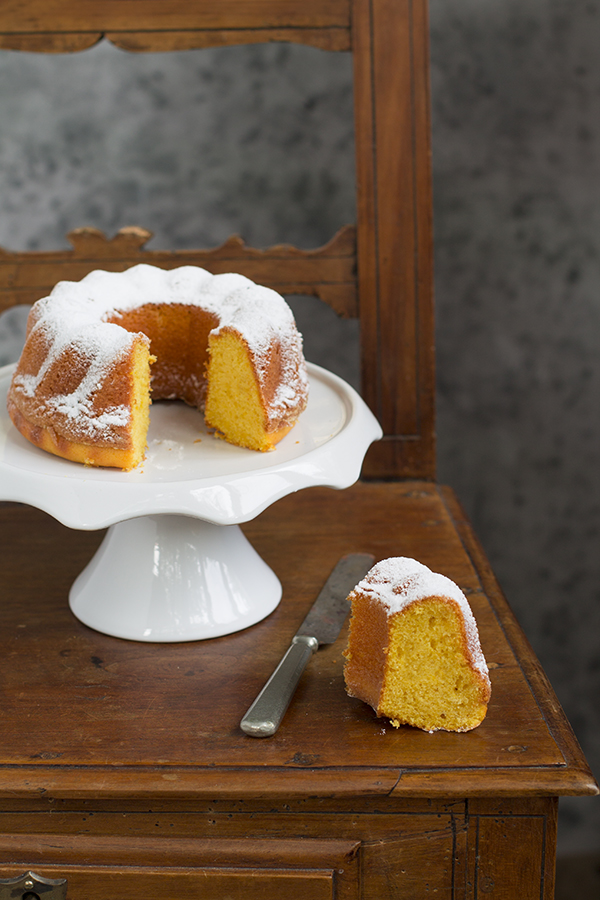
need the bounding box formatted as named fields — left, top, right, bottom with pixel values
left=0, top=483, right=596, bottom=899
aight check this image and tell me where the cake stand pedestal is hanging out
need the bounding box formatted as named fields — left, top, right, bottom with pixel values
left=70, top=515, right=283, bottom=641
left=0, top=363, right=381, bottom=642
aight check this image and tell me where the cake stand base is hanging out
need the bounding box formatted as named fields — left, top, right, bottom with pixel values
left=69, top=515, right=282, bottom=642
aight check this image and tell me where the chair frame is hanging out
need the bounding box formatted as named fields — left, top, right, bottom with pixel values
left=0, top=0, right=435, bottom=480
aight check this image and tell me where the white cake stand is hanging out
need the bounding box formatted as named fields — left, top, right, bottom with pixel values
left=0, top=363, right=382, bottom=642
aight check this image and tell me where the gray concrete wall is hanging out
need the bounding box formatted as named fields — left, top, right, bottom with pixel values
left=431, top=0, right=600, bottom=852
left=0, top=0, right=598, bottom=852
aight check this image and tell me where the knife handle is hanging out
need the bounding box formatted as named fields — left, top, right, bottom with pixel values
left=240, top=635, right=318, bottom=737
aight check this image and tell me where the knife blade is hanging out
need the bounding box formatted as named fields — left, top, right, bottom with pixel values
left=240, top=552, right=374, bottom=737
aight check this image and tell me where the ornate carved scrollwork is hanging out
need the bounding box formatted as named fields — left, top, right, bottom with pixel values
left=0, top=225, right=357, bottom=318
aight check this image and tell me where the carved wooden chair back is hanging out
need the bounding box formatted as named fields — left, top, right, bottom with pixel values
left=0, top=0, right=435, bottom=480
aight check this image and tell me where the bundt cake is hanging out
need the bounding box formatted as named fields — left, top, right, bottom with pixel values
left=7, top=264, right=309, bottom=470
left=343, top=557, right=491, bottom=732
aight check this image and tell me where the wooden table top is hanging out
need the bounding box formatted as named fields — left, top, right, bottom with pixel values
left=0, top=483, right=596, bottom=802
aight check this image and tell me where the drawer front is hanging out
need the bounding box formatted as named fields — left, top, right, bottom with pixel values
left=0, top=866, right=333, bottom=900
left=0, top=834, right=359, bottom=900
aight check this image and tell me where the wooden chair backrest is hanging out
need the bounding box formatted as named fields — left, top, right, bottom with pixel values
left=0, top=1, right=435, bottom=480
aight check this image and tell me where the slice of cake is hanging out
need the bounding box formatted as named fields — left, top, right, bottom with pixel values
left=343, top=557, right=491, bottom=732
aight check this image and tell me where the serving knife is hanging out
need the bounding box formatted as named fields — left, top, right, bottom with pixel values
left=240, top=552, right=374, bottom=737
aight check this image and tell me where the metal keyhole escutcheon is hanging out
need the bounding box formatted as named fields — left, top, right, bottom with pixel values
left=0, top=872, right=67, bottom=900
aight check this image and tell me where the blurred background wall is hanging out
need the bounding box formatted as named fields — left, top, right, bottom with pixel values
left=0, top=0, right=597, bottom=853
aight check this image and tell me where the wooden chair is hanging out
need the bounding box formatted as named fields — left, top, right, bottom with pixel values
left=0, top=3, right=596, bottom=899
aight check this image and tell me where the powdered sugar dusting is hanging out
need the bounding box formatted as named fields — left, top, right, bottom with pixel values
left=15, top=322, right=135, bottom=397
left=70, top=265, right=302, bottom=360
left=9, top=264, right=309, bottom=441
left=11, top=320, right=138, bottom=442
left=26, top=265, right=303, bottom=350
left=352, top=557, right=489, bottom=677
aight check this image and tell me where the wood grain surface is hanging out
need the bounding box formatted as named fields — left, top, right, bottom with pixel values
left=0, top=484, right=595, bottom=801
left=0, top=1, right=351, bottom=33
left=0, top=484, right=592, bottom=899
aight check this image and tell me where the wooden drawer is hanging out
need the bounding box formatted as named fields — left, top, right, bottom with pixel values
left=0, top=799, right=556, bottom=899
left=0, top=834, right=360, bottom=900
left=0, top=867, right=336, bottom=900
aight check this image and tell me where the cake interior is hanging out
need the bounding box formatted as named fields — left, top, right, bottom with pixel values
left=380, top=597, right=488, bottom=731
left=112, top=303, right=216, bottom=410
left=113, top=304, right=282, bottom=456
left=205, top=330, right=287, bottom=452
left=345, top=594, right=489, bottom=732
left=126, top=337, right=155, bottom=470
